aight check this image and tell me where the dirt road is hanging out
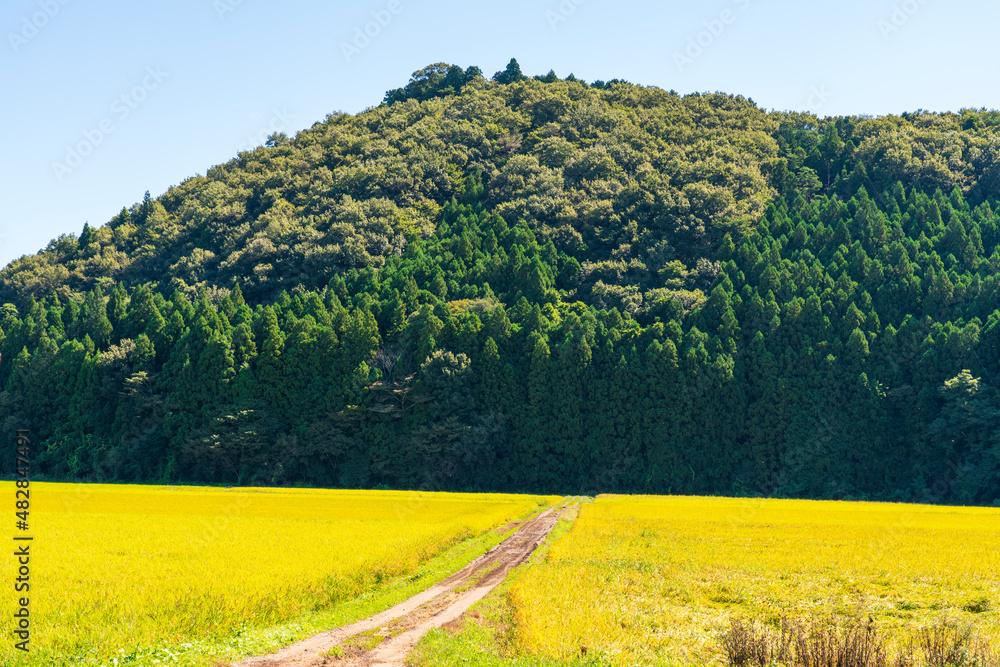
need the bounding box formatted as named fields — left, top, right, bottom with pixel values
left=231, top=502, right=571, bottom=667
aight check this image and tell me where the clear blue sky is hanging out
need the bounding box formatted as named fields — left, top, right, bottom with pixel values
left=2, top=0, right=997, bottom=269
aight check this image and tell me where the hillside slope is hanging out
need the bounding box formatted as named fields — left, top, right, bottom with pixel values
left=2, top=61, right=999, bottom=502
left=2, top=64, right=778, bottom=307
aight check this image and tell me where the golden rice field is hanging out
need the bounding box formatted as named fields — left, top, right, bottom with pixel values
left=509, top=495, right=1000, bottom=666
left=0, top=482, right=556, bottom=666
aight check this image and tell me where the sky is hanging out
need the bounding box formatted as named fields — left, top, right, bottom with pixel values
left=2, top=0, right=998, bottom=269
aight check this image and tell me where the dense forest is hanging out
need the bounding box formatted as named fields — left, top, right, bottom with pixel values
left=2, top=60, right=999, bottom=503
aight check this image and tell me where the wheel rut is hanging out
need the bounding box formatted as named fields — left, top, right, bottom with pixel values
left=230, top=502, right=573, bottom=667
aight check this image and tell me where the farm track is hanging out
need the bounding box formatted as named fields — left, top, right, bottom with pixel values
left=231, top=500, right=575, bottom=667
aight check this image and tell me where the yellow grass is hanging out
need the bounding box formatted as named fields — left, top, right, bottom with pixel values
left=0, top=482, right=556, bottom=666
left=510, top=495, right=1000, bottom=666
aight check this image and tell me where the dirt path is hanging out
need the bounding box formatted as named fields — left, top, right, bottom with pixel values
left=230, top=502, right=572, bottom=667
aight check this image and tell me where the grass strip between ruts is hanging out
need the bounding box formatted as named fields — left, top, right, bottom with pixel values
left=410, top=499, right=608, bottom=667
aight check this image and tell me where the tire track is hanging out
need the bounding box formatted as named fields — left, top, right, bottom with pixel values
left=231, top=501, right=573, bottom=667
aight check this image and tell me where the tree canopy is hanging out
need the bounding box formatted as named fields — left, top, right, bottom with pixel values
left=2, top=62, right=1000, bottom=503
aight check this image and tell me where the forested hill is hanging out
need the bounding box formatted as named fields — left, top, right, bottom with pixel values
left=2, top=60, right=1000, bottom=503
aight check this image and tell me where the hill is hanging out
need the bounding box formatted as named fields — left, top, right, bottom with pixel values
left=1, top=60, right=999, bottom=502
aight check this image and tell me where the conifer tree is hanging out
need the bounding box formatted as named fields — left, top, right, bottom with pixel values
left=82, top=287, right=113, bottom=349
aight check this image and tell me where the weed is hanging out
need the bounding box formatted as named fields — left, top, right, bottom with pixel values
left=921, top=619, right=995, bottom=667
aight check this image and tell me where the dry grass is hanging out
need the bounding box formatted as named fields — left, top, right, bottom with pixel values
left=724, top=616, right=891, bottom=667
left=920, top=619, right=997, bottom=667
left=722, top=616, right=998, bottom=667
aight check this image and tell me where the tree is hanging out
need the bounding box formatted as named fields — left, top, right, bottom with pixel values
left=79, top=223, right=95, bottom=247
left=928, top=371, right=1000, bottom=504
left=255, top=305, right=286, bottom=413
left=493, top=58, right=526, bottom=85
left=134, top=333, right=155, bottom=369
left=82, top=287, right=113, bottom=349
left=107, top=283, right=128, bottom=332
left=181, top=404, right=276, bottom=484
left=382, top=63, right=480, bottom=105
left=135, top=190, right=155, bottom=226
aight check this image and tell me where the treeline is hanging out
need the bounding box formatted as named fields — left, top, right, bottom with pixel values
left=1, top=62, right=999, bottom=502
left=2, top=177, right=998, bottom=501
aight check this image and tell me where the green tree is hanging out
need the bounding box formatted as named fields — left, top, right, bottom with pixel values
left=493, top=58, right=526, bottom=85
left=82, top=287, right=113, bottom=349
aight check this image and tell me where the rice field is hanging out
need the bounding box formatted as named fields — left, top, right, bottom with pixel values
left=508, top=495, right=1000, bottom=666
left=0, top=482, right=556, bottom=666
